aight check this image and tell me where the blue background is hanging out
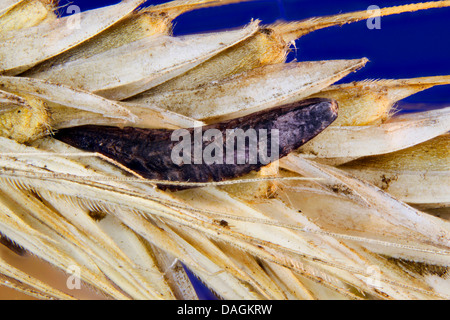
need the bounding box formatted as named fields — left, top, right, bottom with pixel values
left=57, top=0, right=449, bottom=299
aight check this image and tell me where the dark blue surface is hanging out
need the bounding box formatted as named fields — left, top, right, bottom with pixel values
left=56, top=0, right=450, bottom=299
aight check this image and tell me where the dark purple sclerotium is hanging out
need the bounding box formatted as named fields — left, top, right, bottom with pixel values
left=54, top=98, right=338, bottom=190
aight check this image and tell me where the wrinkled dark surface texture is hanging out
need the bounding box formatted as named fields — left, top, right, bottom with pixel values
left=54, top=98, right=338, bottom=190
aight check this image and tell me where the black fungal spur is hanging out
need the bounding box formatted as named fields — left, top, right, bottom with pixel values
left=54, top=98, right=338, bottom=190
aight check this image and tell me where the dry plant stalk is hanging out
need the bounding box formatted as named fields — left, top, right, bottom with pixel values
left=0, top=0, right=449, bottom=300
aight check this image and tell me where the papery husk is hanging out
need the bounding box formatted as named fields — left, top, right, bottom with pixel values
left=0, top=0, right=146, bottom=75
left=0, top=154, right=173, bottom=298
left=50, top=101, right=203, bottom=130
left=308, top=76, right=450, bottom=126
left=259, top=261, right=316, bottom=299
left=131, top=58, right=368, bottom=121
left=279, top=154, right=450, bottom=266
left=298, top=107, right=450, bottom=165
left=0, top=0, right=57, bottom=34
left=338, top=134, right=449, bottom=205
left=139, top=26, right=288, bottom=95
left=179, top=186, right=447, bottom=299
left=0, top=76, right=136, bottom=123
left=24, top=0, right=248, bottom=76
left=0, top=0, right=23, bottom=16
left=0, top=77, right=200, bottom=132
left=26, top=21, right=260, bottom=100
left=23, top=11, right=172, bottom=76
left=0, top=164, right=178, bottom=300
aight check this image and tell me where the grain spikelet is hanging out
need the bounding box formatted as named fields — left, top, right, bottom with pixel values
left=27, top=21, right=260, bottom=100
left=24, top=0, right=249, bottom=77
left=0, top=182, right=170, bottom=299
left=0, top=76, right=136, bottom=130
left=23, top=12, right=172, bottom=76
left=143, top=1, right=450, bottom=95
left=298, top=107, right=450, bottom=164
left=139, top=25, right=288, bottom=95
left=51, top=101, right=203, bottom=130
left=309, top=75, right=450, bottom=126
left=131, top=58, right=368, bottom=121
